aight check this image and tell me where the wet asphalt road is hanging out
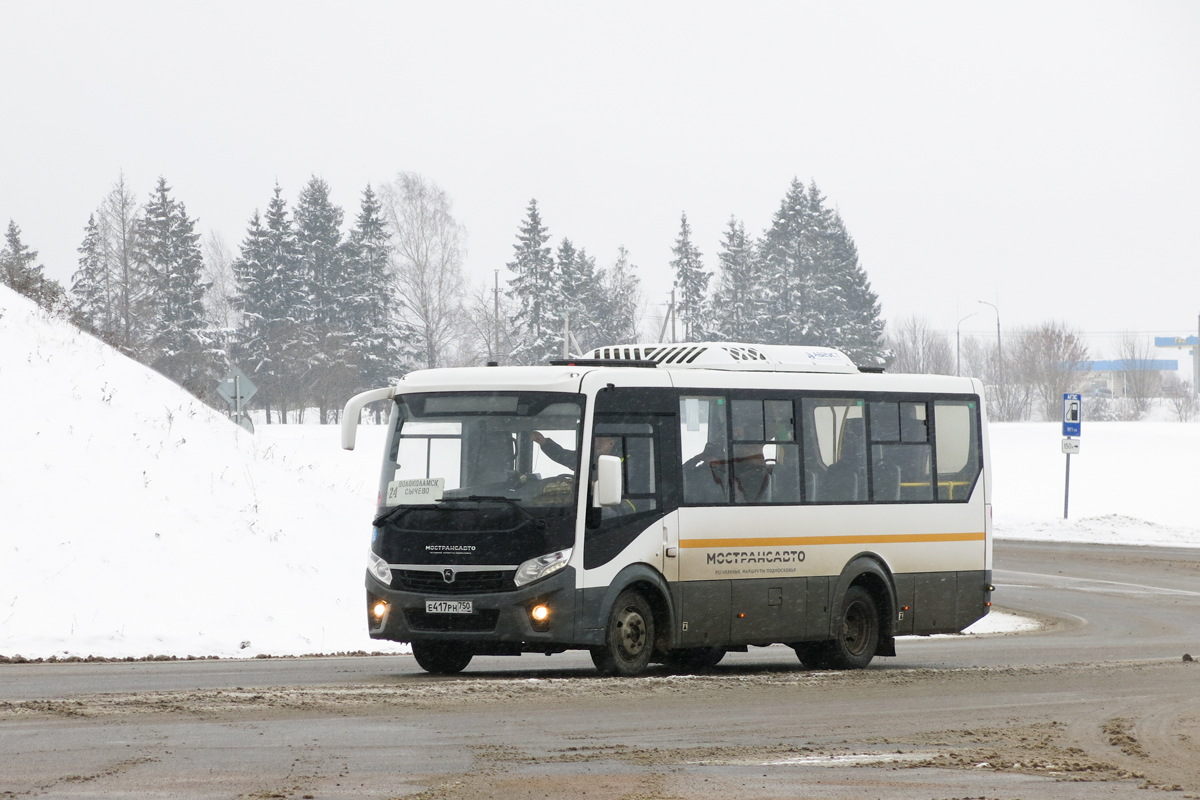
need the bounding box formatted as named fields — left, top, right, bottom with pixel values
left=2, top=539, right=1198, bottom=799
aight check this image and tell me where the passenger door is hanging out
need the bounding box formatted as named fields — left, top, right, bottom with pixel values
left=582, top=414, right=670, bottom=574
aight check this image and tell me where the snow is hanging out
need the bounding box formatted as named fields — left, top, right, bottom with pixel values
left=991, top=421, right=1200, bottom=547
left=1, top=286, right=1196, bottom=659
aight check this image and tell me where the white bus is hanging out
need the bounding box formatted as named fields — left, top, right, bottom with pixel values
left=342, top=342, right=992, bottom=676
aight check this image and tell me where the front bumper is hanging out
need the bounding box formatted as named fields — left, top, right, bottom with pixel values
left=366, top=566, right=578, bottom=650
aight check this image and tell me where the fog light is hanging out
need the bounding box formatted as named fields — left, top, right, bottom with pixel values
left=373, top=601, right=388, bottom=619
left=531, top=605, right=550, bottom=622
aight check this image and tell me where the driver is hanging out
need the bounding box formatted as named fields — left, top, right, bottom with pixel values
left=532, top=431, right=617, bottom=470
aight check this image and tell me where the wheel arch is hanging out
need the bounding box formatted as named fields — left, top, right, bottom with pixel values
left=589, top=563, right=676, bottom=654
left=830, top=553, right=898, bottom=656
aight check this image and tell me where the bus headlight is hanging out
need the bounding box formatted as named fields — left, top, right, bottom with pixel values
left=368, top=551, right=392, bottom=586
left=514, top=548, right=572, bottom=587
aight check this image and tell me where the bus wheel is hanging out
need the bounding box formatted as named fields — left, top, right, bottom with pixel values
left=790, top=642, right=828, bottom=669
left=591, top=590, right=655, bottom=676
left=825, top=585, right=879, bottom=670
left=665, top=647, right=725, bottom=671
left=411, top=641, right=473, bottom=674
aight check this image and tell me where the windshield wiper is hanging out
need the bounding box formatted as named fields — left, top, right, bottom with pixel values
left=448, top=495, right=547, bottom=529
left=373, top=505, right=417, bottom=528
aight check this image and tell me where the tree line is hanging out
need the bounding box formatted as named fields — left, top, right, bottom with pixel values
left=505, top=178, right=888, bottom=367
left=3, top=173, right=891, bottom=422
left=886, top=317, right=1195, bottom=422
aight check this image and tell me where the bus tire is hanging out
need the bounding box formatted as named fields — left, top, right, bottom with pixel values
left=590, top=589, right=655, bottom=676
left=824, top=585, right=879, bottom=670
left=791, top=642, right=828, bottom=669
left=411, top=641, right=473, bottom=674
left=665, top=647, right=725, bottom=671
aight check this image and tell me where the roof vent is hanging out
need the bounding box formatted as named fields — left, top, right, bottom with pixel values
left=585, top=342, right=860, bottom=374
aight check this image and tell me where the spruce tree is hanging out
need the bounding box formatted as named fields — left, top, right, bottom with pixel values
left=72, top=213, right=119, bottom=344
left=805, top=183, right=885, bottom=364
left=1, top=221, right=57, bottom=310
left=137, top=177, right=214, bottom=396
left=670, top=213, right=709, bottom=341
left=234, top=185, right=307, bottom=422
left=345, top=184, right=410, bottom=416
left=294, top=176, right=348, bottom=422
left=507, top=200, right=561, bottom=365
left=758, top=179, right=812, bottom=345
left=1, top=220, right=64, bottom=312
left=598, top=246, right=642, bottom=346
left=557, top=238, right=606, bottom=352
left=709, top=217, right=762, bottom=342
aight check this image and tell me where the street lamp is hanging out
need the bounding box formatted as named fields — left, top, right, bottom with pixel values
left=978, top=300, right=1002, bottom=388
left=956, top=311, right=979, bottom=377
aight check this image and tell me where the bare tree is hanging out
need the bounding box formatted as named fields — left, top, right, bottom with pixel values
left=201, top=231, right=240, bottom=368
left=462, top=274, right=517, bottom=365
left=957, top=335, right=1034, bottom=421
left=1018, top=321, right=1090, bottom=421
left=380, top=173, right=467, bottom=370
left=1164, top=374, right=1197, bottom=422
left=884, top=315, right=953, bottom=375
left=97, top=174, right=148, bottom=357
left=1113, top=331, right=1157, bottom=420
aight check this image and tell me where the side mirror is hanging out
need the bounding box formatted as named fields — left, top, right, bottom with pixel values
left=341, top=387, right=395, bottom=450
left=595, top=454, right=623, bottom=507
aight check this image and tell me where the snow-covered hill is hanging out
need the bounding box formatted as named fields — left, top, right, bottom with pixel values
left=0, top=286, right=402, bottom=659
left=1, top=285, right=1196, bottom=660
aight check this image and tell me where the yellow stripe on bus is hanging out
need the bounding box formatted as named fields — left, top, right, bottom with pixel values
left=678, top=532, right=985, bottom=548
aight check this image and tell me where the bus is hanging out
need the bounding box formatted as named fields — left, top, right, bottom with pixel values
left=341, top=342, right=992, bottom=676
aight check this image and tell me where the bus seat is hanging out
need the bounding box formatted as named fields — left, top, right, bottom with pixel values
left=873, top=460, right=901, bottom=501
left=474, top=431, right=515, bottom=484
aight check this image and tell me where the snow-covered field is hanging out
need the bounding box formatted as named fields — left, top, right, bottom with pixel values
left=1, top=287, right=1195, bottom=659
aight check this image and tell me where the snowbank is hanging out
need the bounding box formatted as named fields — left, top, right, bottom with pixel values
left=990, top=421, right=1200, bottom=547
left=0, top=287, right=404, bottom=659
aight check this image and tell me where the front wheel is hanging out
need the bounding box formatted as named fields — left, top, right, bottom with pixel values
left=411, top=641, right=473, bottom=674
left=591, top=589, right=655, bottom=676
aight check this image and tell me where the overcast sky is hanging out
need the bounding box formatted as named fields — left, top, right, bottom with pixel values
left=3, top=1, right=1197, bottom=361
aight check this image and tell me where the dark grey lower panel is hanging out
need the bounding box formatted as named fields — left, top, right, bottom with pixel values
left=909, top=569, right=991, bottom=635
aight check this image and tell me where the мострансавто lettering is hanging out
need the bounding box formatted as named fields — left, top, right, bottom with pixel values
left=705, top=550, right=805, bottom=565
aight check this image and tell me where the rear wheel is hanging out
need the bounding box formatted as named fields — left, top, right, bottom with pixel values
left=591, top=589, right=655, bottom=676
left=792, top=585, right=880, bottom=670
left=411, top=641, right=473, bottom=674
left=665, top=647, right=725, bottom=671
left=790, top=642, right=829, bottom=669
left=826, top=585, right=879, bottom=669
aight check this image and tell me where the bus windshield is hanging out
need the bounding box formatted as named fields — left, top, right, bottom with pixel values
left=381, top=391, right=585, bottom=510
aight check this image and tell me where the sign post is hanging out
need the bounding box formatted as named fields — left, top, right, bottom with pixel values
left=1062, top=393, right=1081, bottom=519
left=217, top=366, right=258, bottom=433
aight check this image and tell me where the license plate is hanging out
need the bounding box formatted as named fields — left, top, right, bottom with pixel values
left=425, top=599, right=473, bottom=614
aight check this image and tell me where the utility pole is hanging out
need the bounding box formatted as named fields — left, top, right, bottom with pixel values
left=956, top=311, right=978, bottom=377
left=671, top=289, right=677, bottom=343
left=493, top=270, right=500, bottom=363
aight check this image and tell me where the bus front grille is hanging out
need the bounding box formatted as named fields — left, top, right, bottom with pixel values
left=393, top=569, right=516, bottom=594
left=404, top=608, right=500, bottom=633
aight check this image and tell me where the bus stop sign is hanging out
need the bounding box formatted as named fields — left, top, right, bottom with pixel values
left=1063, top=393, right=1081, bottom=437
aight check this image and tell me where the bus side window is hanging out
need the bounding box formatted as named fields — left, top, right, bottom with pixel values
left=869, top=401, right=932, bottom=502
left=934, top=401, right=981, bottom=501
left=679, top=396, right=729, bottom=504
left=729, top=399, right=800, bottom=504
left=802, top=398, right=867, bottom=503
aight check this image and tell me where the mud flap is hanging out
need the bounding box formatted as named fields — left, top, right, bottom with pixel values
left=875, top=635, right=897, bottom=657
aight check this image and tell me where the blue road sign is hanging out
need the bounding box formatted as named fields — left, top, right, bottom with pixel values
left=1063, top=393, right=1082, bottom=437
